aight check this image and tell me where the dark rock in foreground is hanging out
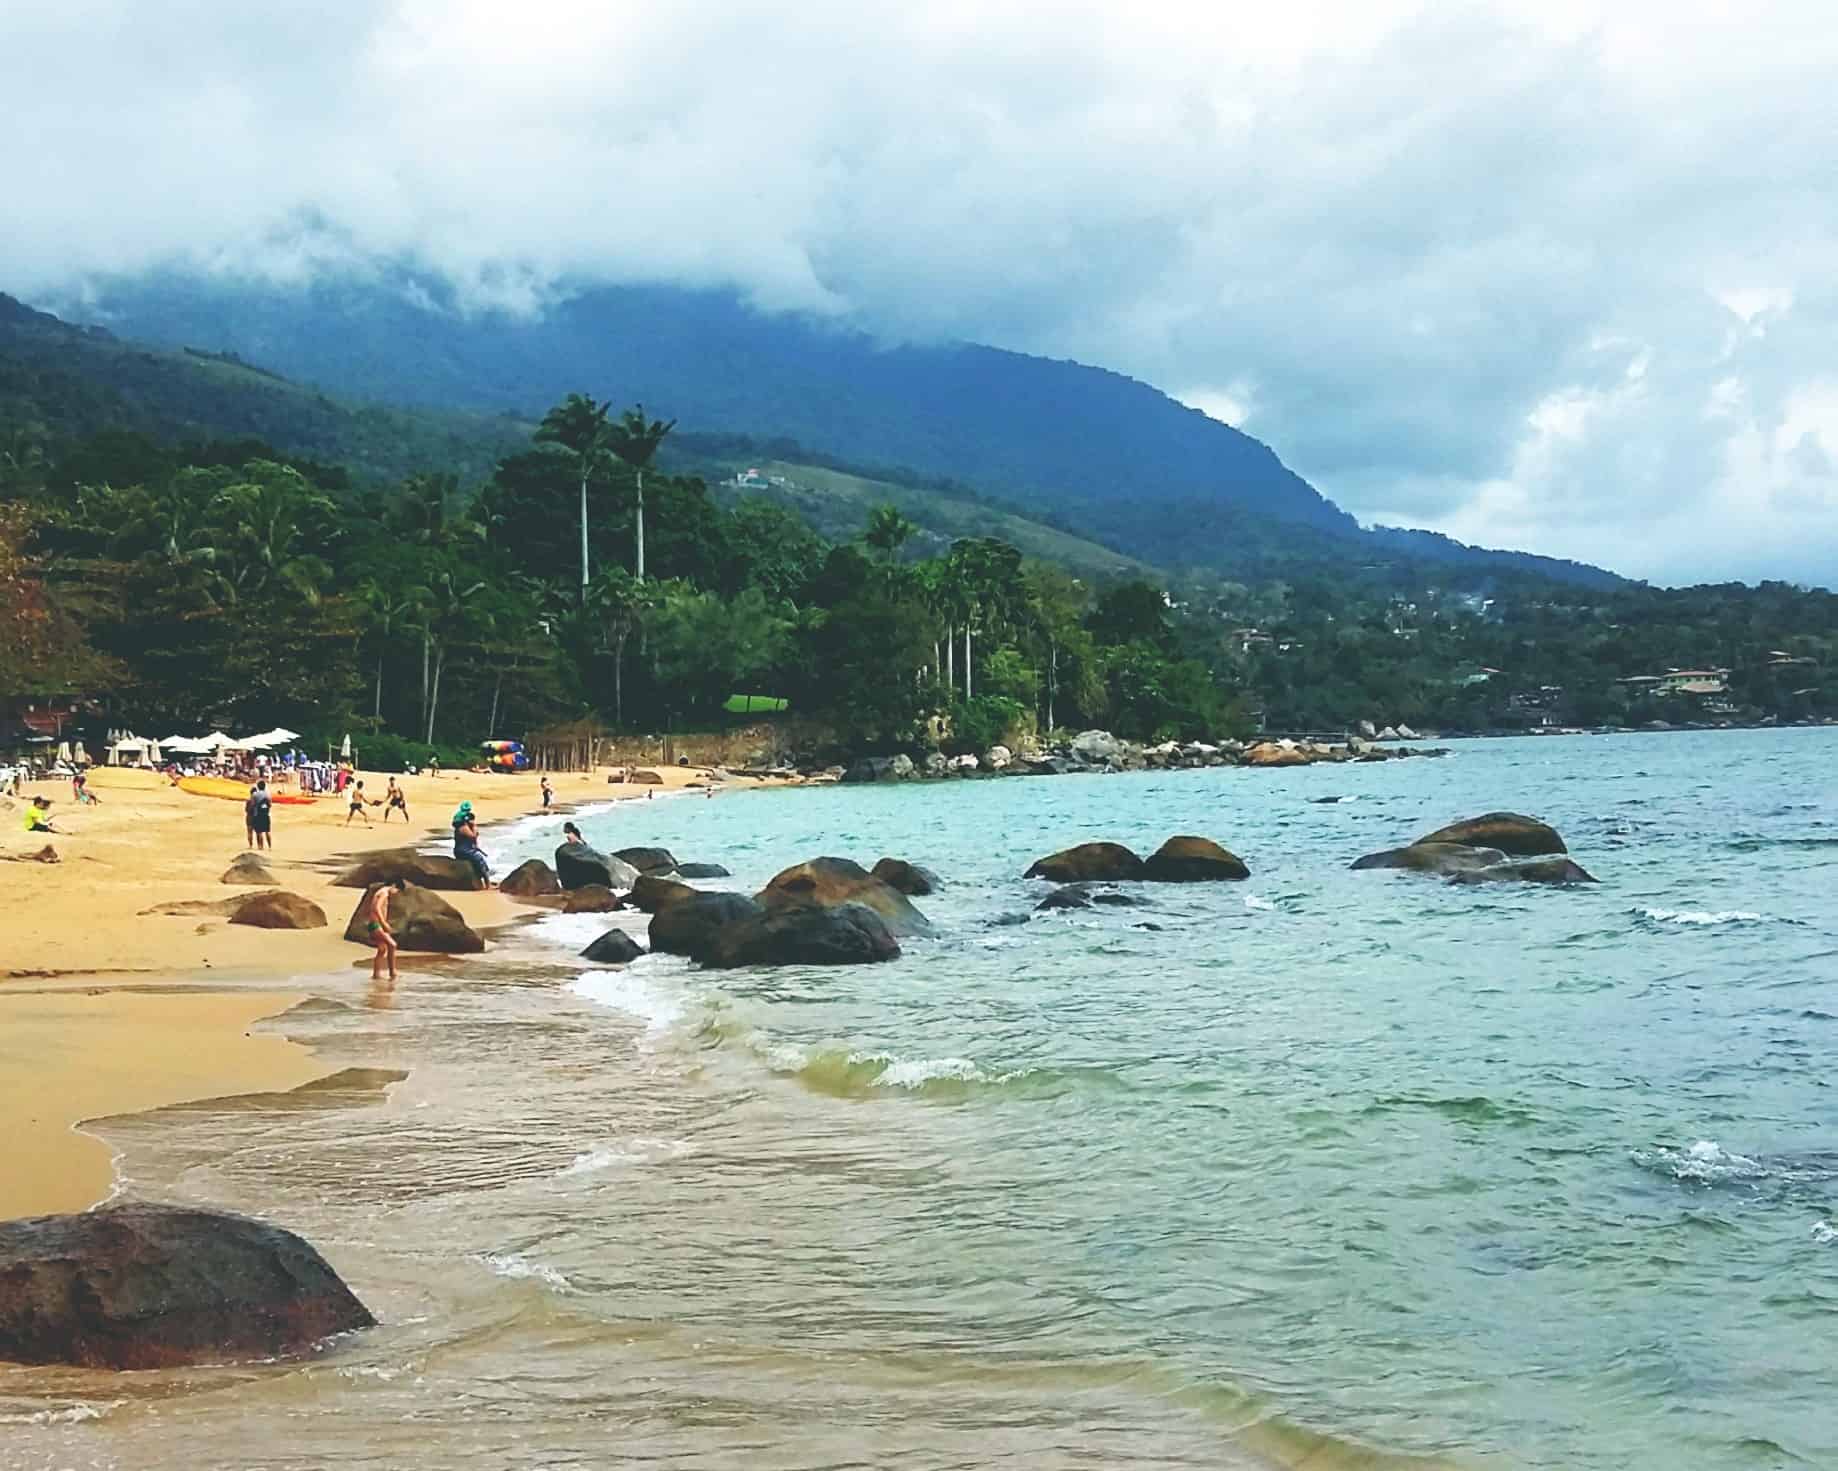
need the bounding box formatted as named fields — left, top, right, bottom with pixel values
left=1415, top=812, right=1567, bottom=857
left=1142, top=836, right=1249, bottom=882
left=672, top=861, right=731, bottom=879
left=580, top=928, right=645, bottom=964
left=708, top=902, right=901, bottom=967
left=335, top=847, right=480, bottom=891
left=0, top=1203, right=373, bottom=1369
left=221, top=852, right=277, bottom=886
left=1024, top=842, right=1145, bottom=883
left=228, top=890, right=327, bottom=929
left=871, top=857, right=940, bottom=896
left=500, top=858, right=561, bottom=897
left=649, top=891, right=765, bottom=962
left=629, top=874, right=697, bottom=912
left=561, top=884, right=623, bottom=914
left=613, top=846, right=678, bottom=876
left=760, top=857, right=932, bottom=936
left=342, top=883, right=483, bottom=953
left=1351, top=842, right=1509, bottom=875
left=1035, top=883, right=1147, bottom=912
left=554, top=842, right=638, bottom=892
left=1448, top=857, right=1599, bottom=886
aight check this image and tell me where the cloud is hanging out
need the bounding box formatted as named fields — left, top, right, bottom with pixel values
left=5, top=0, right=1837, bottom=583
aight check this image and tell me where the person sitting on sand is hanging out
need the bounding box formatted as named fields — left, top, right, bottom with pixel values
left=346, top=779, right=372, bottom=826
left=451, top=801, right=491, bottom=887
left=23, top=796, right=55, bottom=833
left=245, top=779, right=273, bottom=850
left=382, top=776, right=409, bottom=824
left=363, top=878, right=405, bottom=983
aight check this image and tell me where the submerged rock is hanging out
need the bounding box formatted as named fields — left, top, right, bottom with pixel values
left=341, top=884, right=482, bottom=953
left=1414, top=812, right=1567, bottom=857
left=1351, top=842, right=1509, bottom=875
left=672, top=861, right=731, bottom=879
left=1035, top=883, right=1147, bottom=912
left=708, top=902, right=901, bottom=967
left=334, top=848, right=481, bottom=891
left=554, top=842, right=639, bottom=892
left=499, top=858, right=562, bottom=897
left=649, top=891, right=765, bottom=962
left=613, top=846, right=679, bottom=876
left=0, top=1202, right=374, bottom=1369
left=871, top=857, right=940, bottom=896
left=579, top=928, right=645, bottom=964
left=759, top=857, right=932, bottom=936
left=1448, top=857, right=1599, bottom=886
left=1023, top=842, right=1145, bottom=883
left=1142, top=836, right=1249, bottom=882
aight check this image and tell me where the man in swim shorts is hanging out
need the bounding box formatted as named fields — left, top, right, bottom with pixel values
left=382, top=776, right=409, bottom=823
left=346, top=779, right=372, bottom=826
left=364, top=878, right=405, bottom=982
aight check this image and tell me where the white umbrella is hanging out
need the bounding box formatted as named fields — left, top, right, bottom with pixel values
left=146, top=740, right=163, bottom=764
left=340, top=733, right=352, bottom=760
left=72, top=741, right=88, bottom=764
left=198, top=731, right=235, bottom=752
left=55, top=741, right=71, bottom=765
left=239, top=733, right=281, bottom=751
left=267, top=727, right=301, bottom=743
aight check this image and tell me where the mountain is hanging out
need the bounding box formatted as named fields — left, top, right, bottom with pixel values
left=41, top=272, right=1627, bottom=590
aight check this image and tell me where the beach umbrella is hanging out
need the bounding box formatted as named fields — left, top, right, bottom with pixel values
left=269, top=727, right=300, bottom=743
left=72, top=740, right=88, bottom=764
left=340, top=732, right=352, bottom=759
left=146, top=740, right=162, bottom=764
left=198, top=731, right=234, bottom=752
left=55, top=741, right=71, bottom=764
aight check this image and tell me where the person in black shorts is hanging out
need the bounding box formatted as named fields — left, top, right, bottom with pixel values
left=541, top=776, right=553, bottom=809
left=383, top=776, right=409, bottom=824
left=245, top=779, right=273, bottom=850
left=346, top=779, right=372, bottom=826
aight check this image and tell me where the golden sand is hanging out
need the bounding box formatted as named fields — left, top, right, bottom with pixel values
left=0, top=759, right=736, bottom=1218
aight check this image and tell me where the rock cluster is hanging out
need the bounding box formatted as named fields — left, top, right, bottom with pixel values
left=1352, top=813, right=1596, bottom=886
left=1024, top=837, right=1249, bottom=884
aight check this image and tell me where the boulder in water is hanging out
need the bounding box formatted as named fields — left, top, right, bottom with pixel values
left=334, top=848, right=481, bottom=891
left=1034, top=883, right=1147, bottom=912
left=1023, top=842, right=1144, bottom=883
left=1414, top=812, right=1567, bottom=857
left=708, top=902, right=901, bottom=968
left=613, top=846, right=679, bottom=876
left=341, top=884, right=483, bottom=953
left=758, top=857, right=932, bottom=935
left=672, top=861, right=732, bottom=879
left=1448, top=857, right=1598, bottom=886
left=0, top=1202, right=373, bottom=1369
left=843, top=754, right=915, bottom=783
left=871, top=857, right=940, bottom=896
left=499, top=858, right=561, bottom=897
left=649, top=891, right=765, bottom=962
left=1351, top=842, right=1509, bottom=876
left=1142, top=836, right=1249, bottom=882
left=554, top=842, right=639, bottom=892
left=561, top=884, right=623, bottom=914
left=628, top=874, right=697, bottom=912
left=580, top=928, right=645, bottom=964
left=221, top=852, right=277, bottom=886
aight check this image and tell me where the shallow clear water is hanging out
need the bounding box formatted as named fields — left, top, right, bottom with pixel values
left=6, top=729, right=1837, bottom=1470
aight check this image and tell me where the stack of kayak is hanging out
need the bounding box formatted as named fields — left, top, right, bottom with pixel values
left=481, top=739, right=529, bottom=772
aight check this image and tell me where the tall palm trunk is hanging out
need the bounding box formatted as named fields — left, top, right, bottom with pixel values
left=374, top=649, right=385, bottom=721
left=420, top=632, right=431, bottom=731
left=578, top=466, right=590, bottom=598
left=1046, top=641, right=1058, bottom=732
left=945, top=624, right=955, bottom=690
left=635, top=467, right=646, bottom=580
left=487, top=668, right=503, bottom=736
left=612, top=627, right=629, bottom=725
left=425, top=643, right=446, bottom=745
left=964, top=626, right=973, bottom=700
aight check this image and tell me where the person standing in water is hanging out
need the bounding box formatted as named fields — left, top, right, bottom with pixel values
left=363, top=878, right=404, bottom=982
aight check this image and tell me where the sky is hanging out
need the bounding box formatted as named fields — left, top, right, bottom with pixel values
left=6, top=0, right=1836, bottom=585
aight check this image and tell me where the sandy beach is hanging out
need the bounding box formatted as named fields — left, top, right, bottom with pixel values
left=0, top=760, right=729, bottom=1219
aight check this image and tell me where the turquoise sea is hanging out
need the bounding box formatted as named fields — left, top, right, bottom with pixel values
left=6, top=729, right=1836, bottom=1469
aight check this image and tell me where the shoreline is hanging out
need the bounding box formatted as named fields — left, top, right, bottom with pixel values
left=0, top=759, right=745, bottom=1220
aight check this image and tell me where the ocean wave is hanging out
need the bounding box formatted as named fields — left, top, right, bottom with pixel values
left=567, top=968, right=690, bottom=1036
left=1814, top=1220, right=1838, bottom=1245
left=1364, top=1094, right=1538, bottom=1126
left=720, top=1032, right=1125, bottom=1100
left=476, top=1252, right=572, bottom=1292
left=556, top=1138, right=695, bottom=1176
left=1243, top=895, right=1278, bottom=912
left=1632, top=1139, right=1767, bottom=1185
left=1638, top=907, right=1766, bottom=927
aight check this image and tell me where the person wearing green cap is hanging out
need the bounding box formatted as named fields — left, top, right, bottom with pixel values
left=451, top=800, right=491, bottom=888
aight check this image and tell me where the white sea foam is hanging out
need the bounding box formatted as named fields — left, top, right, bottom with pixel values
left=557, top=1138, right=695, bottom=1176
left=1635, top=1139, right=1767, bottom=1184
left=1640, top=908, right=1765, bottom=926
left=477, top=1252, right=572, bottom=1291
left=1244, top=895, right=1277, bottom=912
left=7, top=1402, right=121, bottom=1426
left=535, top=911, right=644, bottom=950
left=568, top=969, right=687, bottom=1035
left=874, top=1055, right=985, bottom=1088
left=1813, top=1220, right=1838, bottom=1245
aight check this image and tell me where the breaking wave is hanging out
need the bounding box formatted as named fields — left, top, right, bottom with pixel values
left=1631, top=1139, right=1768, bottom=1186
left=476, top=1252, right=573, bottom=1292
left=1638, top=907, right=1766, bottom=927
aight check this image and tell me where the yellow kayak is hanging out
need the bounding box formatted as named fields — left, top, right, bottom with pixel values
left=177, top=775, right=318, bottom=805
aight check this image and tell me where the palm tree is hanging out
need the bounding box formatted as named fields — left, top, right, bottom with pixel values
left=535, top=393, right=612, bottom=597
left=587, top=566, right=662, bottom=726
left=863, top=504, right=918, bottom=564
left=605, top=404, right=676, bottom=580
left=417, top=567, right=487, bottom=744
left=356, top=579, right=424, bottom=722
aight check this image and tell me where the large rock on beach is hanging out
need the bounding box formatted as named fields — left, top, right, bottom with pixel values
left=871, top=857, right=940, bottom=896
left=1245, top=742, right=1313, bottom=768
left=221, top=852, right=277, bottom=886
left=0, top=1202, right=373, bottom=1369
left=1142, top=836, right=1249, bottom=882
left=1351, top=842, right=1509, bottom=876
left=628, top=874, right=698, bottom=912
left=342, top=884, right=483, bottom=954
left=554, top=842, right=639, bottom=892
left=1415, top=812, right=1567, bottom=857
left=1023, top=842, right=1145, bottom=883
left=1448, top=857, right=1599, bottom=886
left=758, top=857, right=933, bottom=936
left=614, top=846, right=679, bottom=876
left=708, top=902, right=901, bottom=968
left=580, top=928, right=645, bottom=965
left=843, top=754, right=915, bottom=783
left=228, top=890, right=327, bottom=929
left=1070, top=730, right=1126, bottom=765
left=334, top=847, right=481, bottom=891
left=561, top=884, right=623, bottom=914
left=649, top=891, right=766, bottom=962
left=499, top=858, right=562, bottom=897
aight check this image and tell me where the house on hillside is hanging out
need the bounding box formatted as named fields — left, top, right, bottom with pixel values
left=1618, top=669, right=1730, bottom=697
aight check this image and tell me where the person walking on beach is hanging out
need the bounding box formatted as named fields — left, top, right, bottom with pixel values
left=346, top=779, right=372, bottom=826
left=363, top=878, right=404, bottom=983
left=541, top=776, right=552, bottom=810
left=383, top=776, right=409, bottom=824
left=245, top=779, right=273, bottom=850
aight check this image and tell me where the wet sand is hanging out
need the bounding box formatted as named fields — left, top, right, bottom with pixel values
left=0, top=760, right=741, bottom=1219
